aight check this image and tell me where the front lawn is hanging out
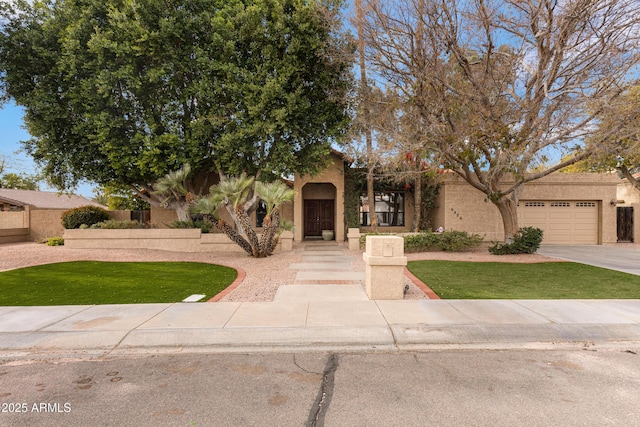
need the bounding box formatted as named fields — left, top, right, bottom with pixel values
left=407, top=261, right=640, bottom=299
left=0, top=261, right=238, bottom=305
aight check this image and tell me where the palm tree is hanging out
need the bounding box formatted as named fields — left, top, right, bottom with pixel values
left=191, top=196, right=254, bottom=256
left=153, top=164, right=192, bottom=221
left=255, top=181, right=296, bottom=255
left=191, top=175, right=296, bottom=257
left=209, top=173, right=261, bottom=257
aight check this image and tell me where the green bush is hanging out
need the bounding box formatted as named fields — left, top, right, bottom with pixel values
left=46, top=237, right=64, bottom=246
left=90, top=219, right=148, bottom=229
left=168, top=219, right=214, bottom=233
left=405, top=231, right=484, bottom=252
left=360, top=231, right=484, bottom=252
left=403, top=232, right=440, bottom=252
left=488, top=227, right=544, bottom=255
left=61, top=205, right=110, bottom=229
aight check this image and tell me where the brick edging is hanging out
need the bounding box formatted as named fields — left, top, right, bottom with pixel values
left=208, top=267, right=246, bottom=302
left=404, top=267, right=441, bottom=300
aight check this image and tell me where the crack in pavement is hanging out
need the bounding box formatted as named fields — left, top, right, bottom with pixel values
left=306, top=353, right=338, bottom=427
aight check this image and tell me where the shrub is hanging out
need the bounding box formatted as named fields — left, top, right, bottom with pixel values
left=403, top=232, right=440, bottom=252
left=360, top=231, right=484, bottom=252
left=488, top=227, right=544, bottom=255
left=169, top=219, right=214, bottom=233
left=405, top=230, right=484, bottom=252
left=46, top=237, right=64, bottom=246
left=90, top=219, right=148, bottom=229
left=61, top=206, right=110, bottom=229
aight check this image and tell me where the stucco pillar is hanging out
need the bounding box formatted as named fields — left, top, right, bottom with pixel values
left=347, top=228, right=361, bottom=250
left=363, top=235, right=407, bottom=300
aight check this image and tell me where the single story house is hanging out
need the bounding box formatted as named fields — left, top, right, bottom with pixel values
left=149, top=151, right=637, bottom=245
left=0, top=189, right=105, bottom=242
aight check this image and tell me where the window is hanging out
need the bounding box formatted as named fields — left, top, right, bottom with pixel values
left=576, top=202, right=596, bottom=208
left=524, top=201, right=545, bottom=207
left=256, top=200, right=267, bottom=227
left=550, top=202, right=571, bottom=207
left=360, top=192, right=405, bottom=226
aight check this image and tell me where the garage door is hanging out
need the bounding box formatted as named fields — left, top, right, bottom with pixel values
left=518, top=201, right=598, bottom=244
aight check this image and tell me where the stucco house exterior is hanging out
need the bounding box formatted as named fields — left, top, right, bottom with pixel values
left=290, top=152, right=633, bottom=245
left=432, top=172, right=623, bottom=244
left=149, top=151, right=637, bottom=245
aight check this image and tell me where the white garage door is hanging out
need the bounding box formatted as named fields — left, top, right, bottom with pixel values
left=518, top=201, right=598, bottom=245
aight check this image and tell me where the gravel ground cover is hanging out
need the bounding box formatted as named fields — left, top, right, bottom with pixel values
left=0, top=241, right=570, bottom=302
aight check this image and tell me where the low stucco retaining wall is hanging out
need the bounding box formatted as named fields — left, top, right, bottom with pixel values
left=0, top=228, right=29, bottom=244
left=63, top=229, right=293, bottom=253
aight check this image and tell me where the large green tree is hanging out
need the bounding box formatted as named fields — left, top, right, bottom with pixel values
left=0, top=0, right=352, bottom=212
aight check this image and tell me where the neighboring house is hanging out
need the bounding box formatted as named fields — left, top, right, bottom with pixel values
left=0, top=189, right=105, bottom=242
left=0, top=188, right=103, bottom=211
left=150, top=151, right=635, bottom=245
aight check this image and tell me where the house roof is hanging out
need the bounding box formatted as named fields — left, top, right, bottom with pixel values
left=0, top=189, right=105, bottom=210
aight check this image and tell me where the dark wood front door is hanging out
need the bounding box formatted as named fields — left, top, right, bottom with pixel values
left=617, top=207, right=634, bottom=242
left=304, top=200, right=334, bottom=237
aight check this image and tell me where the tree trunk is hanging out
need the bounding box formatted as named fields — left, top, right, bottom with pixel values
left=234, top=206, right=261, bottom=257
left=170, top=201, right=191, bottom=222
left=412, top=173, right=422, bottom=232
left=356, top=0, right=377, bottom=230
left=213, top=218, right=254, bottom=256
left=493, top=198, right=519, bottom=243
left=620, top=166, right=640, bottom=192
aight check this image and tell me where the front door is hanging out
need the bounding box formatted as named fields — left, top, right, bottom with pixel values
left=617, top=207, right=634, bottom=242
left=304, top=200, right=334, bottom=237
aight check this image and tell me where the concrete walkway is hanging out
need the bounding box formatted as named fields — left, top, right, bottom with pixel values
left=538, top=244, right=640, bottom=276
left=2, top=242, right=640, bottom=358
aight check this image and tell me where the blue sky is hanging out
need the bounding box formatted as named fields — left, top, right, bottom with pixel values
left=0, top=100, right=96, bottom=197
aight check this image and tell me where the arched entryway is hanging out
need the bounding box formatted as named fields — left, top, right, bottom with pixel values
left=302, top=183, right=336, bottom=239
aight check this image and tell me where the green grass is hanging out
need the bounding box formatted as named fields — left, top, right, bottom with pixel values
left=407, top=261, right=640, bottom=299
left=0, top=261, right=238, bottom=306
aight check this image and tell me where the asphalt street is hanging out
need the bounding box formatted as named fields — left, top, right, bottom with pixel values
left=1, top=349, right=639, bottom=427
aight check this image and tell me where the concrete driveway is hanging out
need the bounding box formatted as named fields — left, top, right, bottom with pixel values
left=538, top=245, right=640, bottom=276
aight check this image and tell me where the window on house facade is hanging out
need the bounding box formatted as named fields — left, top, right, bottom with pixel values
left=360, top=192, right=405, bottom=226
left=256, top=200, right=267, bottom=227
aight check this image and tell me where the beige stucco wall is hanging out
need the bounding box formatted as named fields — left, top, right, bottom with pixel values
left=431, top=172, right=621, bottom=243
left=107, top=210, right=132, bottom=221
left=0, top=228, right=29, bottom=244
left=0, top=211, right=28, bottom=229
left=29, top=208, right=67, bottom=242
left=294, top=153, right=346, bottom=242
left=617, top=181, right=640, bottom=206
left=63, top=228, right=292, bottom=253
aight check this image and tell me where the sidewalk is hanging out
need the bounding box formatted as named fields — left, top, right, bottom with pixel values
left=1, top=242, right=640, bottom=358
